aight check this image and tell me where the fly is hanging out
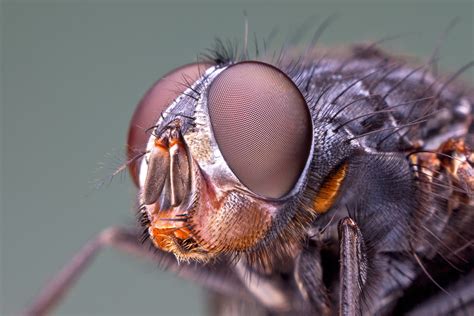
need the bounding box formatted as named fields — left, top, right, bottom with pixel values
left=23, top=18, right=474, bottom=316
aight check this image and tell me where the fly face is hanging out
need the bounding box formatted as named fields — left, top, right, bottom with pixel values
left=122, top=41, right=474, bottom=314
left=128, top=61, right=316, bottom=262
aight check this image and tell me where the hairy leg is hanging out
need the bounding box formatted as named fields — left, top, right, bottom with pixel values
left=338, top=217, right=368, bottom=316
left=407, top=270, right=474, bottom=315
left=233, top=260, right=291, bottom=313
left=22, top=227, right=251, bottom=316
left=294, top=239, right=332, bottom=315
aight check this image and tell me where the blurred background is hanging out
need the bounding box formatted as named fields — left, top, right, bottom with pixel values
left=1, top=1, right=473, bottom=315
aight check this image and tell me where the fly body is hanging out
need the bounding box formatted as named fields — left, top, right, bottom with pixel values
left=124, top=40, right=474, bottom=315
left=25, top=23, right=474, bottom=316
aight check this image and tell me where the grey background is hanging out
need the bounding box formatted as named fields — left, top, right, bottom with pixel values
left=1, top=1, right=473, bottom=315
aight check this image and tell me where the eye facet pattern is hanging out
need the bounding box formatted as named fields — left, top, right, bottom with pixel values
left=207, top=61, right=312, bottom=198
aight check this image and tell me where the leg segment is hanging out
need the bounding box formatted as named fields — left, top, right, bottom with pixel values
left=294, top=240, right=332, bottom=315
left=338, top=217, right=368, bottom=316
left=407, top=270, right=474, bottom=315
left=233, top=260, right=291, bottom=313
left=22, top=227, right=251, bottom=316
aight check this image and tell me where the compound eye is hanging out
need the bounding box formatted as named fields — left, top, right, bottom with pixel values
left=127, top=63, right=210, bottom=186
left=207, top=61, right=312, bottom=198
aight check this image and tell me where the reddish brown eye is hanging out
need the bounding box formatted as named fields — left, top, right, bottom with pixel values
left=127, top=63, right=210, bottom=186
left=207, top=61, right=312, bottom=198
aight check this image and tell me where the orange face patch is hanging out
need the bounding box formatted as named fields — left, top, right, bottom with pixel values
left=149, top=227, right=192, bottom=251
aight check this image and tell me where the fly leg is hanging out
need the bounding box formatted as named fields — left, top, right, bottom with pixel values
left=294, top=239, right=332, bottom=315
left=233, top=260, right=292, bottom=313
left=338, top=217, right=368, bottom=316
left=22, top=226, right=251, bottom=316
left=407, top=270, right=474, bottom=315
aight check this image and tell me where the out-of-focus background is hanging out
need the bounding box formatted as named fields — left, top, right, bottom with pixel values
left=1, top=1, right=473, bottom=315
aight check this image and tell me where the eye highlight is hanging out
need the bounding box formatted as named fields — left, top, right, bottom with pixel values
left=207, top=61, right=312, bottom=198
left=127, top=63, right=210, bottom=186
